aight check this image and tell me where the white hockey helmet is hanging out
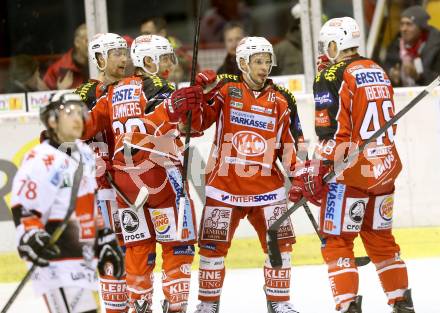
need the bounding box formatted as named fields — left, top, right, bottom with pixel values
left=318, top=17, right=361, bottom=62
left=40, top=92, right=87, bottom=129
left=235, top=36, right=276, bottom=73
left=89, top=33, right=127, bottom=70
left=130, top=34, right=177, bottom=75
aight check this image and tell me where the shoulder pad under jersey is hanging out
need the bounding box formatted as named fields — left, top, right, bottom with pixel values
left=142, top=75, right=175, bottom=99
left=142, top=75, right=175, bottom=113
left=272, top=83, right=297, bottom=104
left=217, top=73, right=240, bottom=83
left=322, top=61, right=347, bottom=83
left=74, top=80, right=101, bottom=110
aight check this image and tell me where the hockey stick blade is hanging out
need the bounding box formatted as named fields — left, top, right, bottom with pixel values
left=302, top=203, right=371, bottom=266
left=354, top=256, right=371, bottom=267
left=176, top=196, right=186, bottom=241
left=134, top=187, right=149, bottom=211
left=267, top=76, right=440, bottom=268
left=267, top=197, right=307, bottom=267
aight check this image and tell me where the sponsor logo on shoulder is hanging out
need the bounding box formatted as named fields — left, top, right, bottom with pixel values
left=230, top=109, right=275, bottom=131
left=228, top=86, right=243, bottom=99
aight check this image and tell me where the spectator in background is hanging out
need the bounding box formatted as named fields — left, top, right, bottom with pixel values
left=384, top=5, right=440, bottom=86
left=217, top=22, right=245, bottom=75
left=271, top=3, right=304, bottom=76
left=200, top=0, right=252, bottom=44
left=5, top=54, right=48, bottom=93
left=44, top=23, right=89, bottom=90
left=140, top=17, right=194, bottom=83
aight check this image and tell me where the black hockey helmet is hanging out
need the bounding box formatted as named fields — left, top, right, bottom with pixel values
left=39, top=91, right=87, bottom=129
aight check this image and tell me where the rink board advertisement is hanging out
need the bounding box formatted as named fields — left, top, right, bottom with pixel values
left=1, top=86, right=440, bottom=251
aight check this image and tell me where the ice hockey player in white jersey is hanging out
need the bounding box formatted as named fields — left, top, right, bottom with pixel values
left=10, top=92, right=124, bottom=313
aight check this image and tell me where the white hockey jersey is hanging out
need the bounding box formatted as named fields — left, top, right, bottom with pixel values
left=10, top=140, right=99, bottom=295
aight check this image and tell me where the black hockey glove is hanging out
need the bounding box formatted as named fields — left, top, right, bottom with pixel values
left=18, top=228, right=60, bottom=267
left=95, top=228, right=125, bottom=279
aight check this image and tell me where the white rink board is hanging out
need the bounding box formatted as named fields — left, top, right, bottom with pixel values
left=0, top=87, right=440, bottom=251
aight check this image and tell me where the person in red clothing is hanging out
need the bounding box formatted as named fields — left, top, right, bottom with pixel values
left=75, top=32, right=129, bottom=313
left=190, top=36, right=304, bottom=313
left=44, top=23, right=89, bottom=90
left=289, top=17, right=415, bottom=313
left=81, top=35, right=203, bottom=313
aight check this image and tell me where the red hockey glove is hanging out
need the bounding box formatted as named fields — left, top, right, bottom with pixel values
left=166, top=85, right=203, bottom=122
left=317, top=54, right=331, bottom=72
left=195, top=69, right=220, bottom=102
left=288, top=160, right=330, bottom=206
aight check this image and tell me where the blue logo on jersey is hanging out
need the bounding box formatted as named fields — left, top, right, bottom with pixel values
left=314, top=92, right=334, bottom=108
left=112, top=85, right=140, bottom=103
left=353, top=69, right=390, bottom=87
left=323, top=183, right=345, bottom=235
left=173, top=245, right=195, bottom=256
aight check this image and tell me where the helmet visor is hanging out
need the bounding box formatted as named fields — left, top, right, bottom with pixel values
left=159, top=53, right=178, bottom=66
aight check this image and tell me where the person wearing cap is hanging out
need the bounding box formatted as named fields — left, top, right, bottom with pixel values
left=384, top=5, right=440, bottom=86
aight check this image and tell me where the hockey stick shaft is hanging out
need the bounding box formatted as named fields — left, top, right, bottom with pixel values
left=302, top=202, right=370, bottom=266
left=177, top=0, right=203, bottom=241
left=105, top=172, right=148, bottom=211
left=1, top=151, right=83, bottom=313
left=268, top=76, right=440, bottom=267
left=300, top=155, right=371, bottom=266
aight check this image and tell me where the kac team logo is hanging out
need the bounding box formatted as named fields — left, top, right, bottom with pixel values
left=121, top=210, right=139, bottom=233
left=232, top=131, right=267, bottom=156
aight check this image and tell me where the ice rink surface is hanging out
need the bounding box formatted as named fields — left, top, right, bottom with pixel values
left=1, top=258, right=438, bottom=313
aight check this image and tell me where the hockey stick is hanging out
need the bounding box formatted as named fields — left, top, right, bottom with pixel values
left=268, top=76, right=440, bottom=267
left=105, top=172, right=148, bottom=212
left=294, top=150, right=371, bottom=267
left=301, top=202, right=370, bottom=267
left=1, top=148, right=83, bottom=313
left=176, top=0, right=203, bottom=241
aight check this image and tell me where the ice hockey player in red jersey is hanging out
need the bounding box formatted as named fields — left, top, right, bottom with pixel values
left=81, top=34, right=202, bottom=313
left=190, top=36, right=304, bottom=313
left=11, top=92, right=124, bottom=313
left=75, top=32, right=130, bottom=313
left=289, top=17, right=415, bottom=313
